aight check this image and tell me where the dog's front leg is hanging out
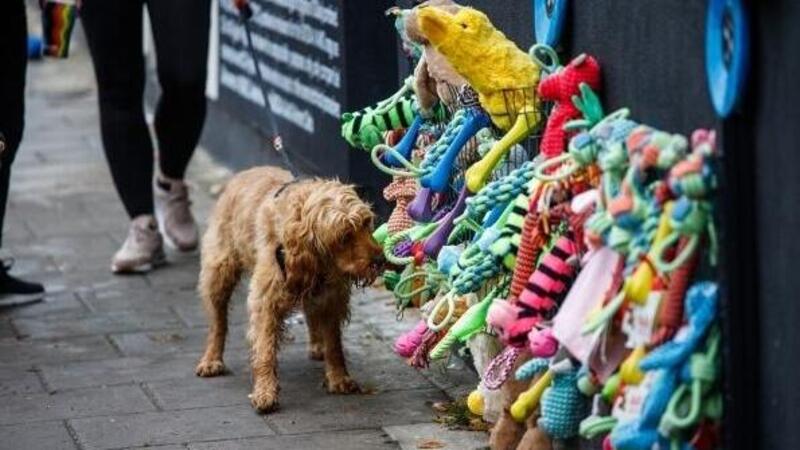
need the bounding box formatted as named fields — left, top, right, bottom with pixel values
left=320, top=318, right=360, bottom=394
left=246, top=271, right=291, bottom=413
left=307, top=288, right=360, bottom=394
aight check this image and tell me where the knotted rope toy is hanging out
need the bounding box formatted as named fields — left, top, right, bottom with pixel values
left=534, top=48, right=602, bottom=159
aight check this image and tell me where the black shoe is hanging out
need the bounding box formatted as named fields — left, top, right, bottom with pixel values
left=0, top=260, right=44, bottom=307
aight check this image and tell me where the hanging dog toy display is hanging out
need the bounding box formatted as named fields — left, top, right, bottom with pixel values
left=340, top=4, right=724, bottom=450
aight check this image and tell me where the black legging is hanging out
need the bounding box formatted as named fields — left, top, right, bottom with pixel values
left=0, top=1, right=27, bottom=247
left=81, top=0, right=211, bottom=218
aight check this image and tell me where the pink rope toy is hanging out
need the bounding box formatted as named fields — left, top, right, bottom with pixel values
left=393, top=319, right=428, bottom=358
left=483, top=346, right=522, bottom=390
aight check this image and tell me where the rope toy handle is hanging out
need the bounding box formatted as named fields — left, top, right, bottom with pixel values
left=426, top=291, right=456, bottom=331
left=483, top=346, right=522, bottom=390
left=370, top=143, right=424, bottom=177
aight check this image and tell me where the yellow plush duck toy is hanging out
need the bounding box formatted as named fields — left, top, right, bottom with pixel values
left=417, top=6, right=542, bottom=192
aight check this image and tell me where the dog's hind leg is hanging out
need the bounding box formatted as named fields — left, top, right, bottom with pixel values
left=196, top=250, right=241, bottom=377
left=305, top=317, right=325, bottom=361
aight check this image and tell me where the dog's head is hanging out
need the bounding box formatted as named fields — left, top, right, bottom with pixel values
left=282, top=180, right=384, bottom=294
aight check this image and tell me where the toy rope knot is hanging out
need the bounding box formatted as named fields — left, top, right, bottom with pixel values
left=570, top=132, right=600, bottom=167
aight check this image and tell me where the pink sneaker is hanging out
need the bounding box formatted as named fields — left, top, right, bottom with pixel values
left=111, top=215, right=166, bottom=273
left=154, top=176, right=198, bottom=251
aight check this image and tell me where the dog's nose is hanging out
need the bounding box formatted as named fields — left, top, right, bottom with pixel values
left=371, top=253, right=385, bottom=268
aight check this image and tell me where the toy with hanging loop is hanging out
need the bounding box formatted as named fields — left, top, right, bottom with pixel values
left=429, top=286, right=499, bottom=359
left=610, top=282, right=719, bottom=450
left=532, top=47, right=602, bottom=159
left=652, top=130, right=717, bottom=274
left=342, top=77, right=419, bottom=151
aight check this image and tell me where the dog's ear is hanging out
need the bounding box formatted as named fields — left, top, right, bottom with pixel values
left=282, top=212, right=320, bottom=296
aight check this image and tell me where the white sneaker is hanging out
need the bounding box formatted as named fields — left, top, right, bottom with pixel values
left=111, top=215, right=166, bottom=273
left=154, top=175, right=199, bottom=252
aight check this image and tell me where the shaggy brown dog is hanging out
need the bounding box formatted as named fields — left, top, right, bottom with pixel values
left=195, top=166, right=383, bottom=413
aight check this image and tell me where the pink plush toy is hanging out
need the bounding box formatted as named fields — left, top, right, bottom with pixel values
left=528, top=327, right=559, bottom=357
left=487, top=234, right=579, bottom=347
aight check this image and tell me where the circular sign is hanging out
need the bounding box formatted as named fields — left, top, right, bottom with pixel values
left=534, top=0, right=568, bottom=47
left=705, top=0, right=749, bottom=117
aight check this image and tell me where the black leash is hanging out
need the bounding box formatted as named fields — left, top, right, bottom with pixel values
left=235, top=1, right=302, bottom=177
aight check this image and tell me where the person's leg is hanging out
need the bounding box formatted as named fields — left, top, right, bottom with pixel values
left=81, top=0, right=154, bottom=218
left=0, top=0, right=45, bottom=304
left=0, top=0, right=28, bottom=246
left=146, top=0, right=211, bottom=252
left=81, top=0, right=165, bottom=273
left=147, top=0, right=211, bottom=180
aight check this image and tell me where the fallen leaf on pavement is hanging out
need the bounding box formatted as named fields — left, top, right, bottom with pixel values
left=416, top=439, right=445, bottom=449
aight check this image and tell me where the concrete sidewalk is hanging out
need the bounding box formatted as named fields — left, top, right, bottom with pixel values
left=0, top=16, right=486, bottom=450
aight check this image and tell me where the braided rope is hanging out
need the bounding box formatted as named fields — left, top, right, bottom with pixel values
left=483, top=346, right=522, bottom=390
left=466, top=161, right=536, bottom=220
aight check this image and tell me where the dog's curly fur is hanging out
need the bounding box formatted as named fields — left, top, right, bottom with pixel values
left=195, top=166, right=383, bottom=413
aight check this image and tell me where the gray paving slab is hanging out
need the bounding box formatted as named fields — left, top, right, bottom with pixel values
left=69, top=406, right=274, bottom=449
left=126, top=446, right=187, bottom=450
left=0, top=291, right=87, bottom=319
left=0, top=421, right=77, bottom=450
left=0, top=335, right=117, bottom=367
left=145, top=374, right=253, bottom=411
left=384, top=423, right=490, bottom=450
left=39, top=354, right=246, bottom=391
left=125, top=446, right=187, bottom=450
left=188, top=430, right=400, bottom=450
left=110, top=326, right=248, bottom=358
left=0, top=385, right=155, bottom=425
left=77, top=288, right=169, bottom=313
left=171, top=298, right=250, bottom=328
left=0, top=318, right=17, bottom=339
left=13, top=307, right=184, bottom=340
left=264, top=389, right=447, bottom=434
left=0, top=366, right=45, bottom=396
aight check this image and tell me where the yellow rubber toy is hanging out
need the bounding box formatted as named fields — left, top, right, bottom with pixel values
left=626, top=201, right=674, bottom=304
left=417, top=6, right=541, bottom=192
left=510, top=369, right=554, bottom=422
left=467, top=389, right=485, bottom=416
left=619, top=345, right=647, bottom=385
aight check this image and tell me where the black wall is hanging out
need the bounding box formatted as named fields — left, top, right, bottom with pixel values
left=202, top=0, right=398, bottom=216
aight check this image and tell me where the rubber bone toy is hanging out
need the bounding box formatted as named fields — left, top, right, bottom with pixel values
left=417, top=6, right=542, bottom=192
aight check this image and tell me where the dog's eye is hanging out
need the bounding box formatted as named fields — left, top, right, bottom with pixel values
left=339, top=230, right=354, bottom=245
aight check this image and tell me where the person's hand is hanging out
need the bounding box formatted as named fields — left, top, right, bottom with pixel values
left=233, top=0, right=252, bottom=18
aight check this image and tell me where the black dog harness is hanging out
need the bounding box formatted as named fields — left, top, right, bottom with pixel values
left=272, top=178, right=305, bottom=279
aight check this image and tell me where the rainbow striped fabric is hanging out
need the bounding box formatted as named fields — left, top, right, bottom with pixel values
left=42, top=1, right=78, bottom=58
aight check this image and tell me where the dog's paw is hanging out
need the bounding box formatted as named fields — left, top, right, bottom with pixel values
left=325, top=375, right=361, bottom=394
left=249, top=389, right=279, bottom=413
left=308, top=344, right=324, bottom=361
left=195, top=359, right=227, bottom=377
